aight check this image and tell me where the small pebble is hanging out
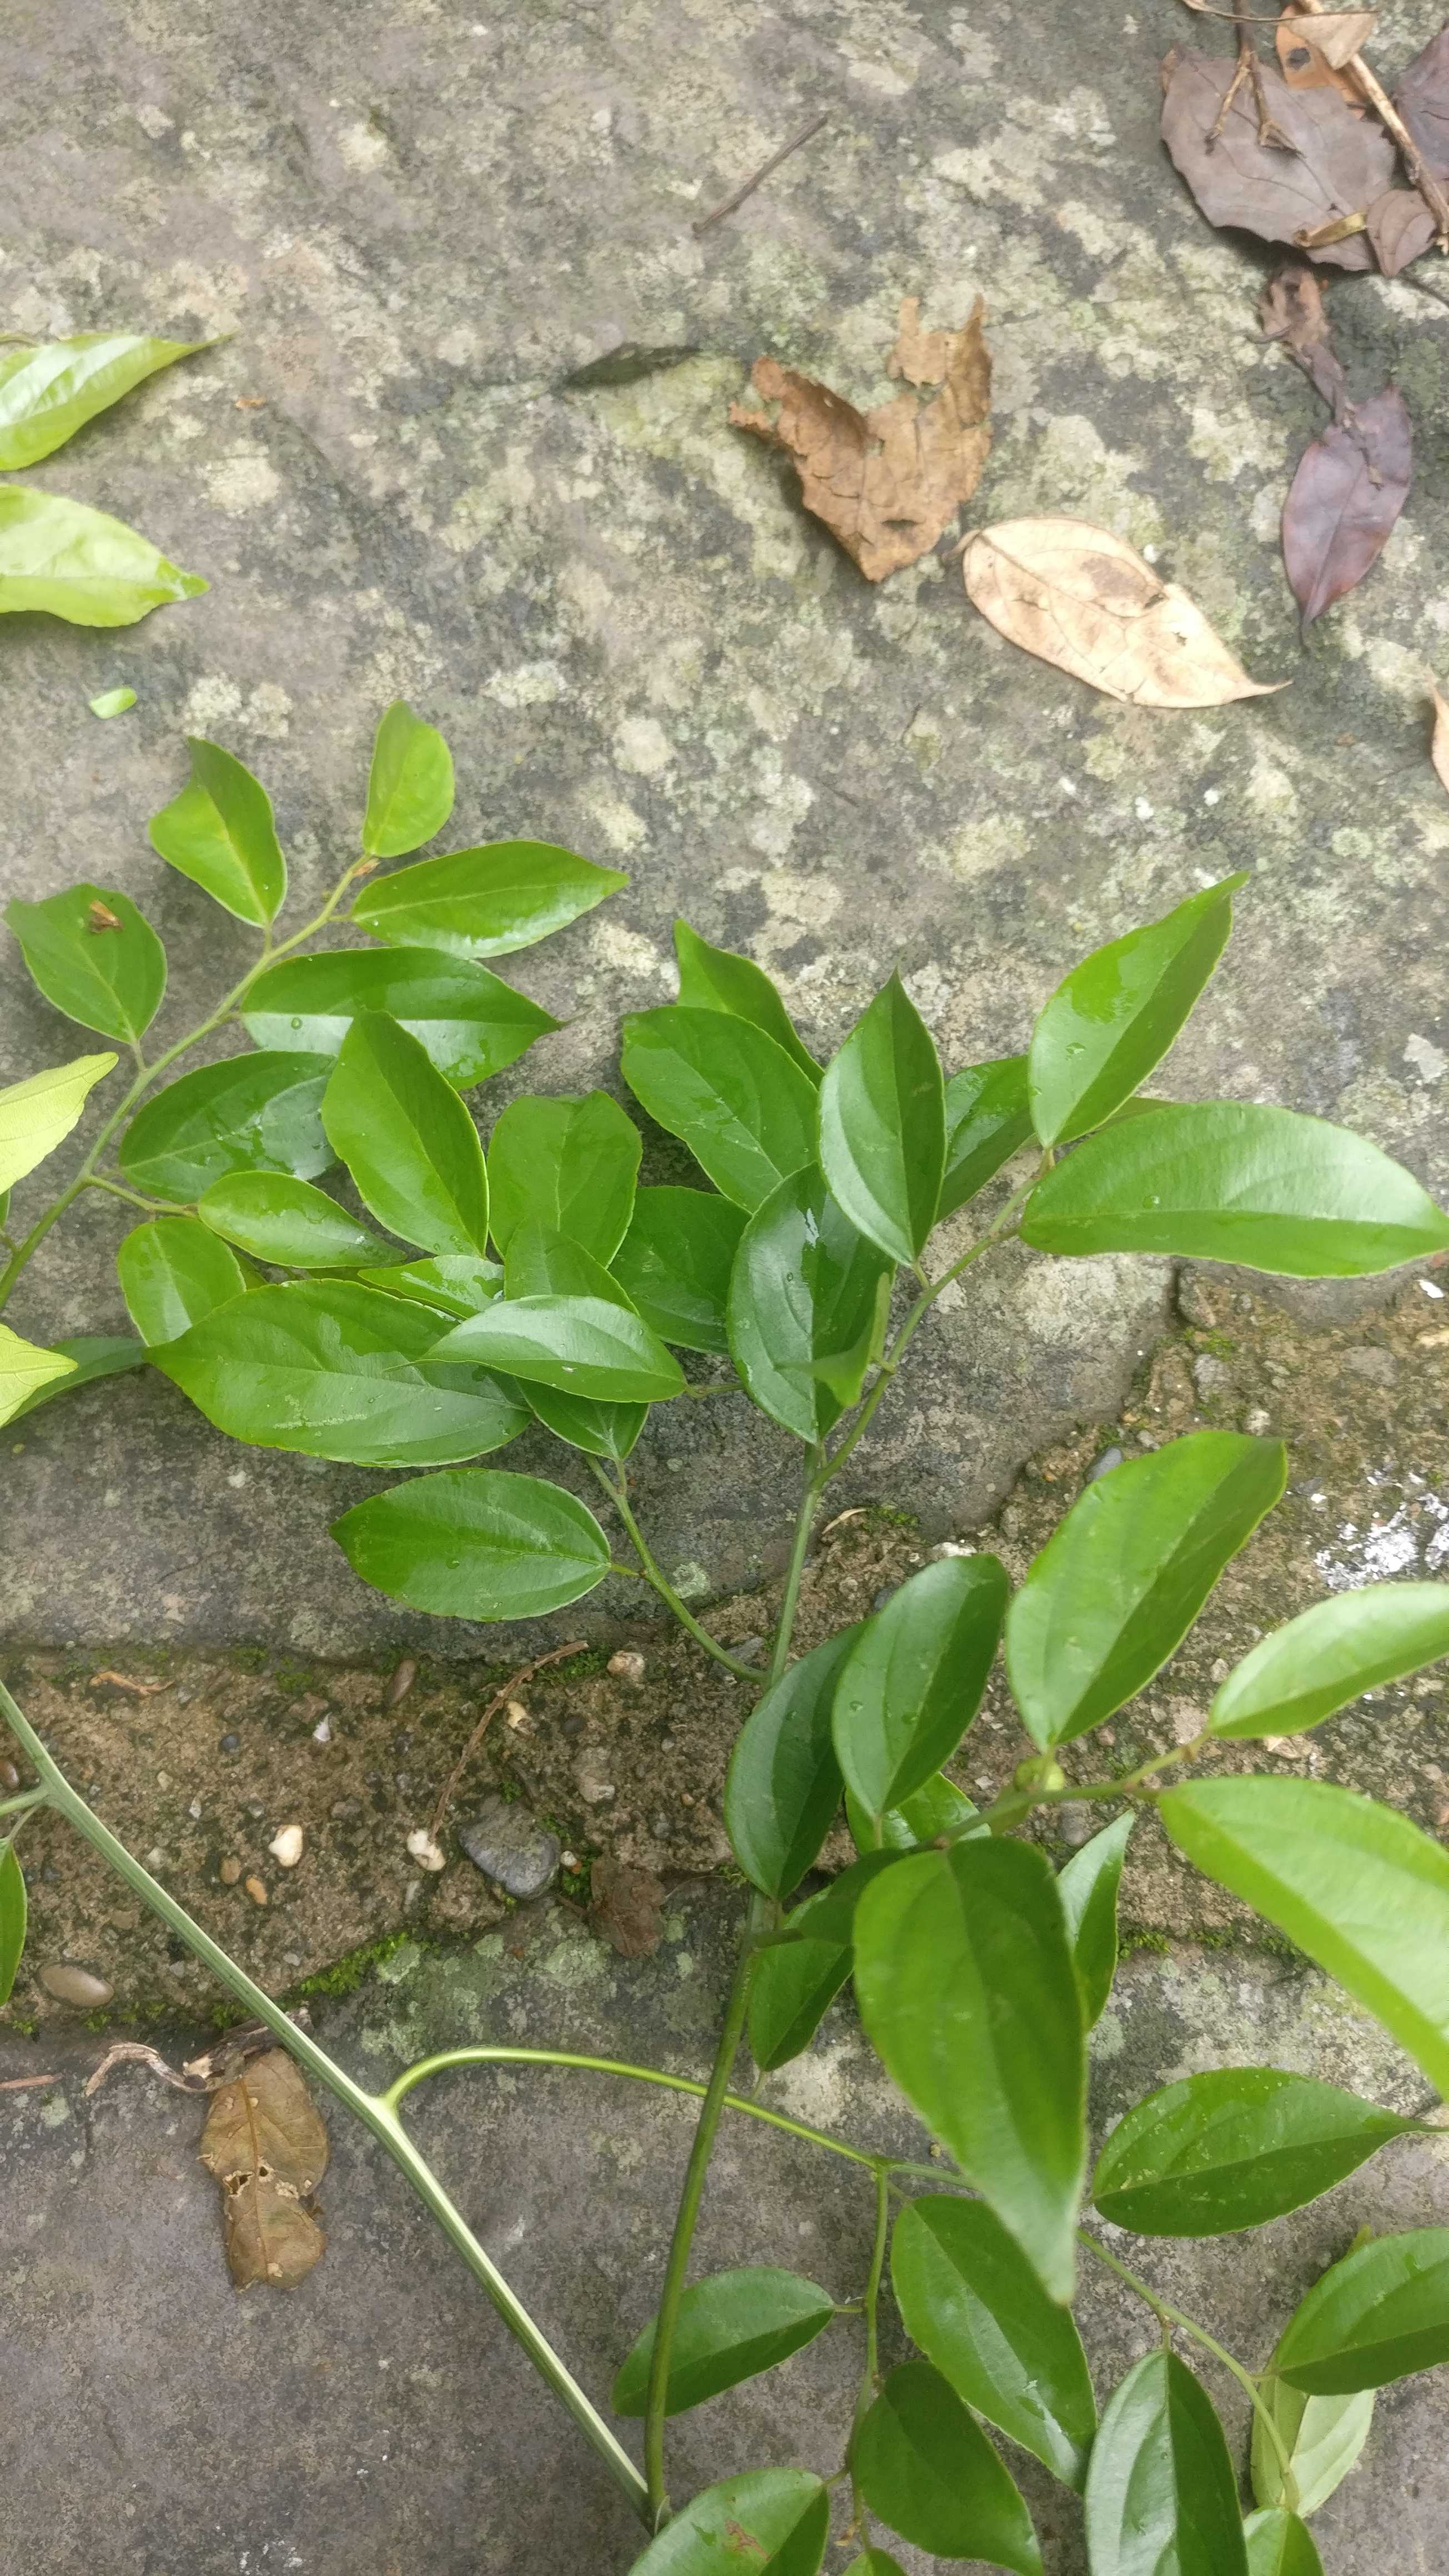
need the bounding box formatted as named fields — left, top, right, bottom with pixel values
left=506, top=1700, right=530, bottom=1730
left=929, top=1539, right=975, bottom=1561
left=1057, top=1804, right=1095, bottom=1849
left=269, top=1824, right=304, bottom=1868
left=0, top=1758, right=19, bottom=1792
left=608, top=1650, right=647, bottom=1683
left=1086, top=1446, right=1123, bottom=1484
left=41, top=1963, right=114, bottom=2009
left=560, top=1849, right=580, bottom=1871
left=311, top=1717, right=331, bottom=1744
left=406, top=1827, right=446, bottom=1872
left=1244, top=1407, right=1271, bottom=1437
left=244, top=1876, right=268, bottom=1906
left=187, top=1799, right=203, bottom=1821
left=219, top=1732, right=240, bottom=1755
left=458, top=1795, right=560, bottom=1898
left=220, top=1857, right=243, bottom=1885
left=384, top=1657, right=418, bottom=1708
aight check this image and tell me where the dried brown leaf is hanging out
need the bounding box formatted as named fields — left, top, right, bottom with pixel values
left=1395, top=24, right=1449, bottom=180
left=1294, top=11, right=1376, bottom=71
left=588, top=1855, right=665, bottom=1958
left=198, top=2048, right=329, bottom=2290
left=1281, top=384, right=1411, bottom=627
left=961, top=517, right=1284, bottom=708
left=1163, top=47, right=1395, bottom=269
left=1431, top=684, right=1449, bottom=798
left=1365, top=186, right=1438, bottom=273
left=1276, top=8, right=1367, bottom=109
left=1260, top=262, right=1350, bottom=414
left=730, top=297, right=992, bottom=581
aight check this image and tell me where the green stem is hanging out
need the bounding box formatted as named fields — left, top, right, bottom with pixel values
left=0, top=1785, right=47, bottom=1820
left=592, top=1462, right=763, bottom=1682
left=767, top=1447, right=827, bottom=1688
left=84, top=1175, right=187, bottom=1216
left=847, top=2166, right=892, bottom=2532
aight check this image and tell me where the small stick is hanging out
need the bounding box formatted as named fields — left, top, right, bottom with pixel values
left=428, top=1640, right=588, bottom=1842
left=85, top=2040, right=208, bottom=2097
left=0, top=2071, right=62, bottom=2094
left=1291, top=0, right=1449, bottom=244
left=692, top=109, right=829, bottom=237
left=90, top=1669, right=166, bottom=1696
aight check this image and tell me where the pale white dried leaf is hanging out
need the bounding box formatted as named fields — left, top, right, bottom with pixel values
left=1431, top=683, right=1449, bottom=798
left=1296, top=9, right=1376, bottom=69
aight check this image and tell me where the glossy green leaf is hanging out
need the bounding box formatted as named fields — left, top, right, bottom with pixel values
left=487, top=1091, right=640, bottom=1262
left=117, top=1217, right=259, bottom=1346
left=1276, top=2228, right=1449, bottom=2393
left=0, top=1845, right=27, bottom=2007
left=89, top=686, right=135, bottom=719
left=626, top=2469, right=829, bottom=2576
left=430, top=1294, right=683, bottom=1403
left=1160, top=1775, right=1449, bottom=2097
left=611, top=1187, right=744, bottom=1354
left=6, top=1333, right=146, bottom=1422
left=358, top=1255, right=501, bottom=1317
left=938, top=1055, right=1034, bottom=1222
left=332, top=1467, right=611, bottom=1620
left=1058, top=1810, right=1134, bottom=2026
left=0, top=487, right=206, bottom=626
left=0, top=1052, right=117, bottom=1193
left=1022, top=1103, right=1449, bottom=1276
left=158, top=1279, right=529, bottom=1467
left=5, top=882, right=165, bottom=1043
left=747, top=1855, right=899, bottom=2071
left=892, top=2195, right=1096, bottom=2490
left=1005, top=1433, right=1286, bottom=1750
left=854, top=1838, right=1086, bottom=2299
left=351, top=840, right=626, bottom=960
left=1093, top=2068, right=1423, bottom=2236
left=1211, top=1583, right=1449, bottom=1740
left=611, top=2267, right=834, bottom=2416
left=724, top=1627, right=861, bottom=1898
left=198, top=1173, right=399, bottom=1270
left=0, top=1324, right=75, bottom=1431
left=846, top=1769, right=982, bottom=1856
left=1243, top=2509, right=1325, bottom=2576
left=833, top=1555, right=1009, bottom=1822
left=818, top=974, right=945, bottom=1264
left=501, top=1223, right=647, bottom=1459
left=727, top=1164, right=891, bottom=1441
left=243, top=948, right=557, bottom=1089
left=1251, top=2372, right=1373, bottom=2517
left=1085, top=2350, right=1248, bottom=2576
left=673, top=919, right=819, bottom=1079
left=854, top=2361, right=1042, bottom=2573
left=147, top=738, right=285, bottom=925
left=321, top=1013, right=489, bottom=1256
left=119, top=1053, right=331, bottom=1201
left=0, top=330, right=207, bottom=469
left=362, top=701, right=454, bottom=858
left=621, top=1006, right=818, bottom=1212
left=1028, top=878, right=1245, bottom=1148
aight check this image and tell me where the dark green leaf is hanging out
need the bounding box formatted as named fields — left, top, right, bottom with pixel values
left=611, top=2267, right=834, bottom=2416
left=1028, top=878, right=1245, bottom=1147
left=626, top=2470, right=829, bottom=2576
left=321, top=1012, right=489, bottom=1256
left=1251, top=2371, right=1373, bottom=2516
left=5, top=881, right=166, bottom=1043
left=243, top=948, right=557, bottom=1089
left=854, top=1838, right=1086, bottom=2299
left=818, top=975, right=945, bottom=1264
left=891, top=2195, right=1096, bottom=2490
left=1005, top=1433, right=1286, bottom=1750
left=356, top=1255, right=501, bottom=1317
left=1021, top=1103, right=1449, bottom=1276
left=0, top=1845, right=26, bottom=2007
left=854, top=2361, right=1042, bottom=2573
left=1093, top=2068, right=1423, bottom=2236
left=1211, top=1583, right=1449, bottom=1739
left=1160, top=1775, right=1449, bottom=2097
left=351, top=840, right=626, bottom=959
left=747, top=1854, right=899, bottom=2071
left=1276, top=2228, right=1449, bottom=2393
left=0, top=1051, right=118, bottom=1193
left=331, top=1467, right=611, bottom=1619
left=1243, top=2509, right=1325, bottom=2576
left=117, top=1216, right=259, bottom=1346
left=487, top=1091, right=640, bottom=1262
left=938, top=1056, right=1034, bottom=1222
left=1085, top=2351, right=1248, bottom=2576
left=0, top=487, right=207, bottom=626
left=431, top=1291, right=682, bottom=1402
left=198, top=1173, right=399, bottom=1269
left=362, top=701, right=454, bottom=858
left=6, top=1334, right=147, bottom=1422
left=502, top=1224, right=647, bottom=1458
left=673, top=918, right=819, bottom=1079
left=621, top=1005, right=819, bottom=1212
left=727, top=1165, right=891, bottom=1441
left=1058, top=1810, right=1134, bottom=2027
left=724, top=1628, right=861, bottom=1898
left=832, top=1555, right=1009, bottom=1823
left=0, top=330, right=207, bottom=469
left=846, top=1769, right=982, bottom=1855
left=611, top=1188, right=744, bottom=1354
left=119, top=1053, right=332, bottom=1202
left=148, top=738, right=285, bottom=925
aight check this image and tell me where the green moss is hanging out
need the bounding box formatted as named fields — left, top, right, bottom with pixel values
left=284, top=1928, right=419, bottom=2003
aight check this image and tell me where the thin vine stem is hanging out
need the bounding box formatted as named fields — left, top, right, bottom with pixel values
left=591, top=1461, right=763, bottom=1682
left=846, top=2165, right=892, bottom=2537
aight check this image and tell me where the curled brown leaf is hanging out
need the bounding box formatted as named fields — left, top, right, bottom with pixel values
left=198, top=2048, right=329, bottom=2290
left=1276, top=5, right=1368, bottom=107
left=1365, top=187, right=1438, bottom=273
left=588, top=1854, right=666, bottom=1958
left=1162, top=47, right=1395, bottom=269
left=1281, top=384, right=1411, bottom=627
left=1395, top=23, right=1449, bottom=180
left=1260, top=261, right=1350, bottom=413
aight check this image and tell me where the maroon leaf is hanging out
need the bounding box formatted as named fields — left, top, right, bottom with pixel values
left=1281, top=386, right=1411, bottom=628
left=1260, top=263, right=1350, bottom=415
left=1366, top=186, right=1438, bottom=274
left=1395, top=24, right=1449, bottom=181
left=1162, top=47, right=1396, bottom=270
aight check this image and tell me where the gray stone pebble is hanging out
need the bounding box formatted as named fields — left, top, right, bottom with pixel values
left=457, top=1795, right=561, bottom=1899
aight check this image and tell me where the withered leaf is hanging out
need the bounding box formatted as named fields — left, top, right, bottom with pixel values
left=1261, top=262, right=1350, bottom=415
left=198, top=2047, right=329, bottom=2291
left=1276, top=9, right=1366, bottom=114
left=1281, top=384, right=1411, bottom=628
left=1292, top=11, right=1376, bottom=72
left=588, top=1854, right=665, bottom=1959
left=1431, top=684, right=1449, bottom=799
left=1162, top=47, right=1395, bottom=269
left=1366, top=187, right=1438, bottom=273
left=961, top=517, right=1283, bottom=708
left=730, top=296, right=991, bottom=581
left=1395, top=23, right=1449, bottom=179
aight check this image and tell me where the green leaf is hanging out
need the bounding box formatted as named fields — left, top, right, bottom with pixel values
left=1160, top=1775, right=1449, bottom=2097
left=847, top=1769, right=983, bottom=1856
left=891, top=2195, right=1096, bottom=2491
left=1251, top=2372, right=1373, bottom=2515
left=0, top=330, right=207, bottom=469
left=842, top=2557, right=905, bottom=2576
left=1028, top=878, right=1245, bottom=1148
left=939, top=1055, right=1034, bottom=1222
left=351, top=841, right=626, bottom=960
left=1058, top=1810, right=1134, bottom=2026
left=501, top=1223, right=648, bottom=1460
left=727, top=1164, right=892, bottom=1441
left=158, top=1279, right=529, bottom=1467
left=0, top=1844, right=27, bottom=2007
left=0, top=1051, right=117, bottom=1192
left=1275, top=2228, right=1449, bottom=2393
left=854, top=1838, right=1086, bottom=2299
left=1093, top=2068, right=1423, bottom=2236
left=1211, top=1583, right=1449, bottom=1740
left=430, top=1294, right=684, bottom=1403
left=854, top=2361, right=1042, bottom=2573
left=243, top=948, right=557, bottom=1089
left=6, top=1333, right=146, bottom=1422
left=5, top=882, right=166, bottom=1043
left=0, top=1324, right=75, bottom=1431
left=321, top=1013, right=489, bottom=1256
left=118, top=1216, right=259, bottom=1346
left=832, top=1556, right=1009, bottom=1823
left=673, top=919, right=819, bottom=1079
left=361, top=701, right=455, bottom=858
left=89, top=686, right=135, bottom=720
left=119, top=1054, right=332, bottom=1201
left=1085, top=2350, right=1248, bottom=2576
left=198, top=1173, right=400, bottom=1270
left=357, top=1254, right=501, bottom=1317
left=1021, top=1103, right=1449, bottom=1276
left=818, top=974, right=945, bottom=1263
left=611, top=1188, right=745, bottom=1354
left=1005, top=1433, right=1286, bottom=1750
left=747, top=1855, right=899, bottom=2071
left=724, top=1628, right=861, bottom=1898
left=487, top=1091, right=640, bottom=1262
left=611, top=2267, right=834, bottom=2416
left=0, top=487, right=207, bottom=626
left=1243, top=2509, right=1325, bottom=2576
left=626, top=2470, right=829, bottom=2576
left=147, top=738, right=285, bottom=925
left=332, top=1467, right=611, bottom=1619
left=621, top=1005, right=819, bottom=1212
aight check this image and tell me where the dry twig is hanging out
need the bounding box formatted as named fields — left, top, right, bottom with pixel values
left=428, top=1640, right=588, bottom=1842
left=692, top=110, right=829, bottom=236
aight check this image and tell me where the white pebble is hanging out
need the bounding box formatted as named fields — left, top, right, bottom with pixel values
left=608, top=1651, right=647, bottom=1682
left=311, top=1717, right=331, bottom=1744
left=406, top=1827, right=446, bottom=1872
left=269, top=1824, right=304, bottom=1868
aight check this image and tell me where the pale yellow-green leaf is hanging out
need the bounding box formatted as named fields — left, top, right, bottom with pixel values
left=0, top=331, right=208, bottom=471
left=0, top=488, right=207, bottom=627
left=0, top=1325, right=76, bottom=1431
left=0, top=1052, right=118, bottom=1191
